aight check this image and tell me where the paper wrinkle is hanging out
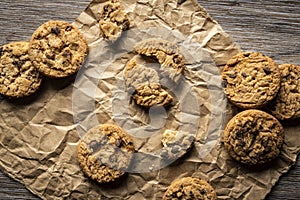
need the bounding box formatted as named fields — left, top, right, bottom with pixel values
left=0, top=0, right=298, bottom=199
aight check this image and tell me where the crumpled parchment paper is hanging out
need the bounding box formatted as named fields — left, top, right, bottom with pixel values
left=0, top=0, right=299, bottom=199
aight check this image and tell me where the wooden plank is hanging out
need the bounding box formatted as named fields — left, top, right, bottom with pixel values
left=0, top=0, right=299, bottom=199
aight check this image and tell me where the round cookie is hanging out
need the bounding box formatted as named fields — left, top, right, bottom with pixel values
left=135, top=38, right=184, bottom=82
left=269, top=64, right=300, bottom=120
left=77, top=124, right=135, bottom=183
left=29, top=20, right=88, bottom=78
left=133, top=83, right=173, bottom=108
left=163, top=177, right=217, bottom=200
left=0, top=41, right=42, bottom=98
left=222, top=52, right=281, bottom=109
left=223, top=109, right=284, bottom=165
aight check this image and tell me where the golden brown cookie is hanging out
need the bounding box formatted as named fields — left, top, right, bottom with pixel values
left=163, top=177, right=217, bottom=200
left=77, top=124, right=135, bottom=183
left=133, top=83, right=173, bottom=108
left=0, top=41, right=42, bottom=98
left=161, top=130, right=194, bottom=161
left=99, top=0, right=130, bottom=41
left=123, top=56, right=160, bottom=90
left=135, top=38, right=184, bottom=82
left=223, top=109, right=284, bottom=165
left=269, top=64, right=300, bottom=120
left=29, top=20, right=88, bottom=78
left=222, top=52, right=281, bottom=109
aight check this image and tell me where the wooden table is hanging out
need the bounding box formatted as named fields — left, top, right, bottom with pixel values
left=0, top=0, right=299, bottom=199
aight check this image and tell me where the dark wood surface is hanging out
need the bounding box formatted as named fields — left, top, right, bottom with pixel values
left=0, top=0, right=299, bottom=199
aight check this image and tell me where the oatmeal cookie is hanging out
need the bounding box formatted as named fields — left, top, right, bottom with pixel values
left=133, top=83, right=173, bottom=107
left=222, top=52, right=281, bottom=109
left=29, top=20, right=88, bottom=78
left=163, top=177, right=217, bottom=200
left=0, top=41, right=42, bottom=98
left=223, top=109, right=284, bottom=165
left=99, top=0, right=130, bottom=41
left=135, top=38, right=184, bottom=82
left=269, top=64, right=300, bottom=120
left=161, top=130, right=194, bottom=161
left=77, top=124, right=135, bottom=183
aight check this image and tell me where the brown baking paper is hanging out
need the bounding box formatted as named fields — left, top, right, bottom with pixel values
left=0, top=0, right=299, bottom=199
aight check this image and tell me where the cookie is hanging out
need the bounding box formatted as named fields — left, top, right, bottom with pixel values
left=77, top=124, right=135, bottom=183
left=135, top=38, right=184, bottom=82
left=29, top=20, right=88, bottom=78
left=0, top=41, right=42, bottom=98
left=123, top=56, right=160, bottom=91
left=133, top=83, right=173, bottom=107
left=222, top=52, right=281, bottom=109
left=163, top=177, right=217, bottom=200
left=269, top=64, right=300, bottom=120
left=223, top=109, right=284, bottom=165
left=161, top=130, right=194, bottom=161
left=99, top=0, right=130, bottom=41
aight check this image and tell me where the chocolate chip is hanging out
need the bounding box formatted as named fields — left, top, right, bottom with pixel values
left=235, top=130, right=244, bottom=139
left=70, top=43, right=79, bottom=51
left=12, top=60, right=25, bottom=68
left=51, top=26, right=61, bottom=35
left=35, top=34, right=43, bottom=40
left=46, top=54, right=55, bottom=60
left=173, top=54, right=181, bottom=64
left=62, top=50, right=71, bottom=58
left=244, top=52, right=250, bottom=57
left=65, top=26, right=73, bottom=31
left=263, top=67, right=271, bottom=75
left=89, top=140, right=102, bottom=152
left=222, top=79, right=228, bottom=88
left=200, top=189, right=207, bottom=195
left=103, top=5, right=110, bottom=12
left=242, top=72, right=247, bottom=78
left=229, top=73, right=237, bottom=79
left=0, top=47, right=3, bottom=57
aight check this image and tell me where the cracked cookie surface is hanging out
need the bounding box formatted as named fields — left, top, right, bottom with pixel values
left=163, top=177, right=217, bottom=200
left=123, top=55, right=160, bottom=91
left=133, top=83, right=173, bottom=107
left=99, top=0, right=130, bottom=41
left=223, top=109, right=284, bottom=165
left=77, top=124, right=135, bottom=183
left=29, top=20, right=88, bottom=78
left=222, top=52, right=281, bottom=109
left=135, top=38, right=184, bottom=82
left=0, top=41, right=42, bottom=98
left=269, top=64, right=300, bottom=120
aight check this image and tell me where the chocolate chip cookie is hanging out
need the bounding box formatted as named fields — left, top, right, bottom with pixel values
left=222, top=52, right=281, bottom=109
left=135, top=38, right=184, bottom=82
left=77, top=124, right=135, bottom=183
left=133, top=83, right=173, bottom=107
left=163, top=177, right=217, bottom=200
left=269, top=63, right=300, bottom=120
left=29, top=20, right=88, bottom=78
left=223, top=109, right=284, bottom=165
left=0, top=41, right=42, bottom=98
left=99, top=0, right=130, bottom=41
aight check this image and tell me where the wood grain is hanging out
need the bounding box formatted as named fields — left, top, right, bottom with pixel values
left=0, top=0, right=299, bottom=199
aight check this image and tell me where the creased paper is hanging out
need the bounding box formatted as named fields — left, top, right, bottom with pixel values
left=0, top=0, right=299, bottom=200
